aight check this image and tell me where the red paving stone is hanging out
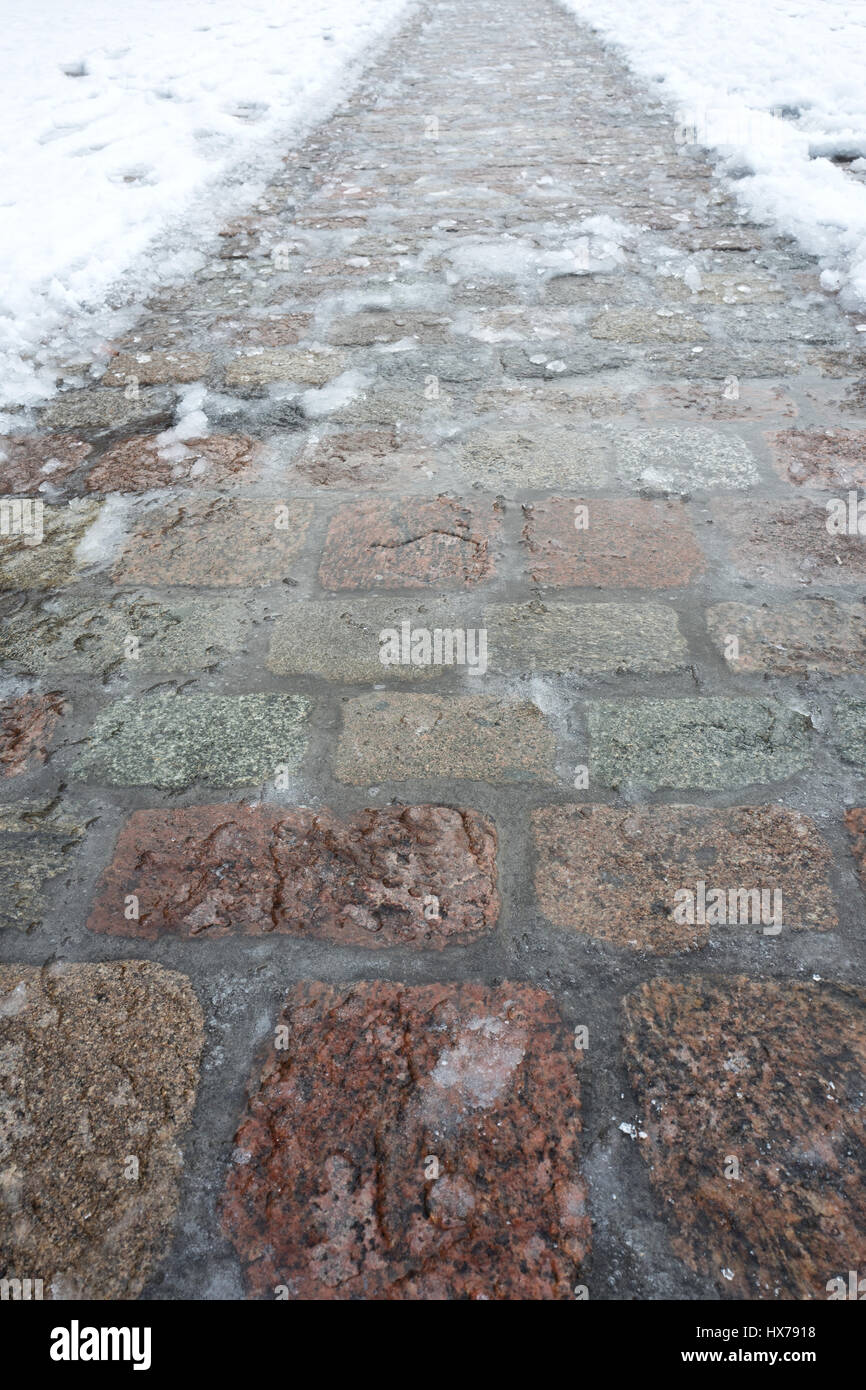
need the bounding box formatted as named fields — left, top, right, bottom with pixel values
left=319, top=497, right=500, bottom=590
left=222, top=981, right=588, bottom=1298
left=85, top=434, right=262, bottom=492
left=87, top=803, right=499, bottom=948
left=0, top=435, right=92, bottom=492
left=767, top=428, right=866, bottom=488
left=113, top=498, right=312, bottom=587
left=0, top=692, right=66, bottom=777
left=623, top=976, right=866, bottom=1299
left=708, top=599, right=866, bottom=677
left=711, top=495, right=866, bottom=584
left=521, top=497, right=705, bottom=587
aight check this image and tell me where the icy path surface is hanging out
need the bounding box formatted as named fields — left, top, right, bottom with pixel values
left=562, top=0, right=866, bottom=311
left=0, top=0, right=410, bottom=411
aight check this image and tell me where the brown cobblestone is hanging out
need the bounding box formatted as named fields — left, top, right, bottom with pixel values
left=222, top=981, right=588, bottom=1298
left=0, top=692, right=66, bottom=777
left=521, top=497, right=704, bottom=587
left=87, top=803, right=498, bottom=948
left=708, top=599, right=866, bottom=676
left=319, top=497, right=499, bottom=589
left=335, top=693, right=556, bottom=784
left=623, top=976, right=866, bottom=1299
left=85, top=434, right=261, bottom=493
left=711, top=495, right=866, bottom=584
left=0, top=960, right=203, bottom=1298
left=0, top=435, right=92, bottom=492
left=114, top=498, right=312, bottom=586
left=533, top=804, right=835, bottom=952
left=768, top=428, right=866, bottom=488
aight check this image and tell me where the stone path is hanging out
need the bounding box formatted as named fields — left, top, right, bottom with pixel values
left=2, top=0, right=866, bottom=1301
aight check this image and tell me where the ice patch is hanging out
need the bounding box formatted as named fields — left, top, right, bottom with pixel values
left=75, top=494, right=131, bottom=568
left=428, top=1015, right=526, bottom=1110
left=301, top=369, right=367, bottom=419
left=157, top=383, right=209, bottom=445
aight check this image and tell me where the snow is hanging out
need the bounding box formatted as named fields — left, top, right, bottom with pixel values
left=0, top=0, right=411, bottom=412
left=560, top=0, right=866, bottom=309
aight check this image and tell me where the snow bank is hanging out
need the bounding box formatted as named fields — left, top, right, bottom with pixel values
left=560, top=0, right=866, bottom=309
left=0, top=0, right=411, bottom=411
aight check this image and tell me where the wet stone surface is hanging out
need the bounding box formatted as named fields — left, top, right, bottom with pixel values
left=0, top=692, right=66, bottom=777
left=533, top=804, right=836, bottom=952
left=622, top=976, right=866, bottom=1300
left=521, top=497, right=705, bottom=587
left=221, top=981, right=588, bottom=1298
left=72, top=693, right=310, bottom=789
left=3, top=0, right=866, bottom=1303
left=0, top=800, right=85, bottom=932
left=0, top=961, right=203, bottom=1297
left=319, top=497, right=501, bottom=590
left=88, top=803, right=498, bottom=947
left=335, top=693, right=558, bottom=784
left=587, top=698, right=812, bottom=790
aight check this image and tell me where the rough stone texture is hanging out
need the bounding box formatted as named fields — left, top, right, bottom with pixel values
left=0, top=591, right=253, bottom=674
left=319, top=497, right=499, bottom=590
left=335, top=694, right=557, bottom=784
left=72, top=693, right=309, bottom=789
left=663, top=273, right=783, bottom=305
left=708, top=600, right=866, bottom=677
left=39, top=387, right=175, bottom=436
left=225, top=348, right=347, bottom=390
left=622, top=976, right=866, bottom=1300
left=587, top=698, right=812, bottom=790
left=222, top=981, right=588, bottom=1298
left=614, top=427, right=760, bottom=492
left=832, top=697, right=866, bottom=769
left=0, top=435, right=92, bottom=493
left=590, top=308, right=708, bottom=342
left=459, top=428, right=611, bottom=489
left=844, top=807, right=866, bottom=887
left=85, top=434, right=261, bottom=493
left=0, top=960, right=203, bottom=1298
left=291, top=429, right=432, bottom=488
left=266, top=598, right=468, bottom=681
left=0, top=502, right=100, bottom=590
left=485, top=601, right=688, bottom=674
left=114, top=498, right=312, bottom=587
left=326, top=311, right=454, bottom=345
left=711, top=495, right=866, bottom=584
left=768, top=428, right=866, bottom=488
left=377, top=345, right=497, bottom=384
left=0, top=692, right=66, bottom=777
left=637, top=382, right=796, bottom=422
left=102, top=350, right=212, bottom=387
left=533, top=804, right=836, bottom=952
left=0, top=799, right=84, bottom=932
left=4, top=0, right=866, bottom=1305
left=521, top=497, right=705, bottom=587
left=88, top=803, right=498, bottom=947
left=499, top=341, right=628, bottom=378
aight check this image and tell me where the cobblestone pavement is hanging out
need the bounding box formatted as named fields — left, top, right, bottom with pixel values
left=2, top=0, right=866, bottom=1301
